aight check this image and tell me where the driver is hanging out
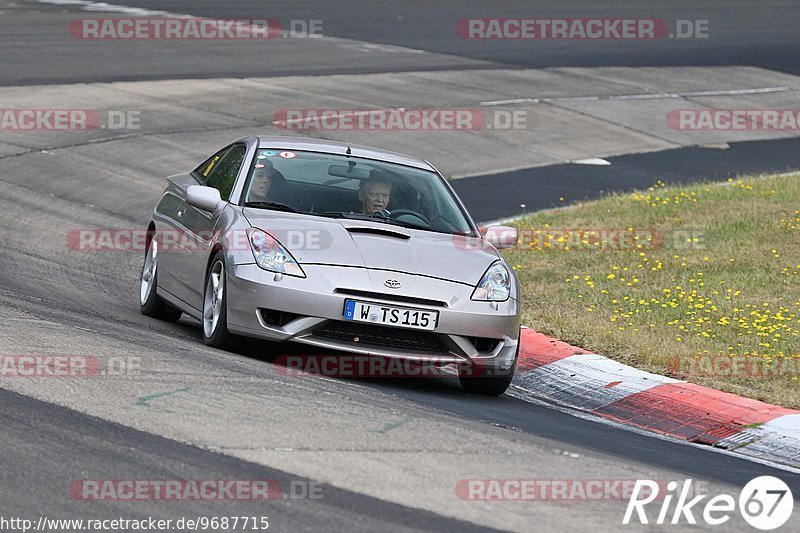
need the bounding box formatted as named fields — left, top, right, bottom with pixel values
left=358, top=170, right=392, bottom=215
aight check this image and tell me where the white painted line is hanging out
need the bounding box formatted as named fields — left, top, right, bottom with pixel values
left=27, top=0, right=189, bottom=17
left=333, top=40, right=427, bottom=55
left=572, top=157, right=611, bottom=166
left=481, top=86, right=797, bottom=107
left=698, top=143, right=730, bottom=150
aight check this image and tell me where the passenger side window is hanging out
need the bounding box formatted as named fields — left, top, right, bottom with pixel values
left=205, top=145, right=247, bottom=201
left=194, top=147, right=229, bottom=183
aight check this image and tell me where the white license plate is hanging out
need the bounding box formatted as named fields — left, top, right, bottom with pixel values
left=343, top=299, right=438, bottom=331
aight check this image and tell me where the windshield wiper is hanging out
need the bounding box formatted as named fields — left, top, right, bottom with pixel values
left=243, top=201, right=298, bottom=213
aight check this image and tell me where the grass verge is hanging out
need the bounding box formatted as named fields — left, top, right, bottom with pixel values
left=503, top=172, right=800, bottom=408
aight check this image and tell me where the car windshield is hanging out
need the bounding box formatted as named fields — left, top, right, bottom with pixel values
left=241, top=149, right=476, bottom=236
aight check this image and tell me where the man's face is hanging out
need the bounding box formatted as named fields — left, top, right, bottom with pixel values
left=360, top=181, right=391, bottom=214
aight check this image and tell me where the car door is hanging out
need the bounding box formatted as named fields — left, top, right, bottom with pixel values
left=173, top=143, right=248, bottom=312
left=151, top=184, right=189, bottom=299
left=154, top=146, right=230, bottom=311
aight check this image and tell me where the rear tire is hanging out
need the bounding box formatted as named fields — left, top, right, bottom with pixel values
left=140, top=235, right=182, bottom=322
left=202, top=252, right=235, bottom=349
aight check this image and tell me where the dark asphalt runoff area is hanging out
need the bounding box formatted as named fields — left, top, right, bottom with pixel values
left=455, top=137, right=800, bottom=222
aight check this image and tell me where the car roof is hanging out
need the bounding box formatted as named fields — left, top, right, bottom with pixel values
left=254, top=135, right=436, bottom=171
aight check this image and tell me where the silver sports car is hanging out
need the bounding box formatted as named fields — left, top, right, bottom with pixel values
left=140, top=136, right=520, bottom=394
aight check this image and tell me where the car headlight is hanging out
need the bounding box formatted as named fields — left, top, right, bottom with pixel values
left=248, top=228, right=305, bottom=277
left=471, top=262, right=511, bottom=301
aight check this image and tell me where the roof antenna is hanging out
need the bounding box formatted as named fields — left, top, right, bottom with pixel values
left=344, top=134, right=352, bottom=156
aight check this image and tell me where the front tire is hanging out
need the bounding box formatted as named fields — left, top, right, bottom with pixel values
left=202, top=252, right=235, bottom=349
left=459, top=344, right=518, bottom=396
left=140, top=236, right=182, bottom=322
left=459, top=371, right=515, bottom=396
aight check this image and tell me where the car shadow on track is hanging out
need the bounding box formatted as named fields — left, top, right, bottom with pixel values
left=173, top=313, right=510, bottom=400
left=219, top=333, right=487, bottom=397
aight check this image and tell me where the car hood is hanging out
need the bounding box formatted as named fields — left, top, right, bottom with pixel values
left=242, top=209, right=500, bottom=285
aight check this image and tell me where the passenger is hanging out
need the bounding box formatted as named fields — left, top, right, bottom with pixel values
left=358, top=170, right=392, bottom=215
left=248, top=159, right=286, bottom=202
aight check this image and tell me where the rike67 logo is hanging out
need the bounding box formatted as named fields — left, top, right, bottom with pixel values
left=624, top=477, right=794, bottom=530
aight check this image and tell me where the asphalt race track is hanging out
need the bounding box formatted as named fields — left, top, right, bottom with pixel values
left=1, top=1, right=800, bottom=531
left=3, top=0, right=799, bottom=85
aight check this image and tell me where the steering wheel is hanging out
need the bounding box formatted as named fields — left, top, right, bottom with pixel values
left=390, top=208, right=431, bottom=226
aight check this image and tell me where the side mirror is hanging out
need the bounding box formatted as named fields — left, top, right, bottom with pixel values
left=186, top=185, right=223, bottom=212
left=483, top=225, right=518, bottom=249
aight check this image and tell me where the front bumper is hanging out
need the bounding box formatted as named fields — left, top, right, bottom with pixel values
left=226, top=263, right=520, bottom=370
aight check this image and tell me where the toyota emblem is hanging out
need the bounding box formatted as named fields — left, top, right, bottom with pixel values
left=384, top=279, right=401, bottom=289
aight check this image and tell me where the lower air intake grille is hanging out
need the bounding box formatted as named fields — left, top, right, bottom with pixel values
left=313, top=321, right=450, bottom=353
left=259, top=309, right=299, bottom=327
